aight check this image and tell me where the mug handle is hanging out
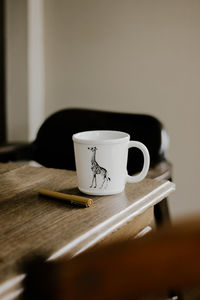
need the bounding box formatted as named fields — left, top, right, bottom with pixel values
left=126, top=141, right=150, bottom=183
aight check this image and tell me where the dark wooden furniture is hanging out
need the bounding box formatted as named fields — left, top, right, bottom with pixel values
left=0, top=162, right=175, bottom=300
left=0, top=108, right=173, bottom=225
left=22, top=216, right=200, bottom=300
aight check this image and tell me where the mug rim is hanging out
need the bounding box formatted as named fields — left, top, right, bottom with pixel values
left=72, top=130, right=130, bottom=145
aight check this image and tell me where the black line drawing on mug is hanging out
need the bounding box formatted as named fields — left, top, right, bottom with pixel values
left=88, top=147, right=111, bottom=189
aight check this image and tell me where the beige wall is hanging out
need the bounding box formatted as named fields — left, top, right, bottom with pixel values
left=5, top=0, right=200, bottom=219
left=44, top=0, right=200, bottom=219
left=5, top=0, right=45, bottom=141
left=5, top=0, right=28, bottom=141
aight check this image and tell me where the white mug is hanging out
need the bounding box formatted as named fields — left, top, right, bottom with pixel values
left=72, top=130, right=150, bottom=196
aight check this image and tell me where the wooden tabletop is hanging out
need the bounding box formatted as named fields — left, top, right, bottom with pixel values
left=0, top=162, right=175, bottom=299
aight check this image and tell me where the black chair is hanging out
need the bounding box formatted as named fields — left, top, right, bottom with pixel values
left=0, top=108, right=172, bottom=225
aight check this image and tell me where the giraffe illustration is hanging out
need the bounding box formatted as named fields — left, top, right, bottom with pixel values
left=88, top=147, right=111, bottom=189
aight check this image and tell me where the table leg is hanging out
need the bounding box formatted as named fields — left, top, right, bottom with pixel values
left=154, top=197, right=171, bottom=227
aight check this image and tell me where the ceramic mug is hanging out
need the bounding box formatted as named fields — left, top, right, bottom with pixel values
left=72, top=130, right=150, bottom=195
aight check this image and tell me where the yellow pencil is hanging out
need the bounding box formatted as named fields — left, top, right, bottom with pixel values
left=38, top=188, right=93, bottom=207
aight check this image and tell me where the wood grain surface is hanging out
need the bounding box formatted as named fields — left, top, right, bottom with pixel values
left=0, top=162, right=175, bottom=298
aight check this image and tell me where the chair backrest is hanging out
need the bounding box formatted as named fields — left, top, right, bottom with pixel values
left=22, top=217, right=200, bottom=300
left=32, top=108, right=165, bottom=174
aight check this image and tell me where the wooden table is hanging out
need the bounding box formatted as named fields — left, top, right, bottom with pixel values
left=0, top=163, right=175, bottom=300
